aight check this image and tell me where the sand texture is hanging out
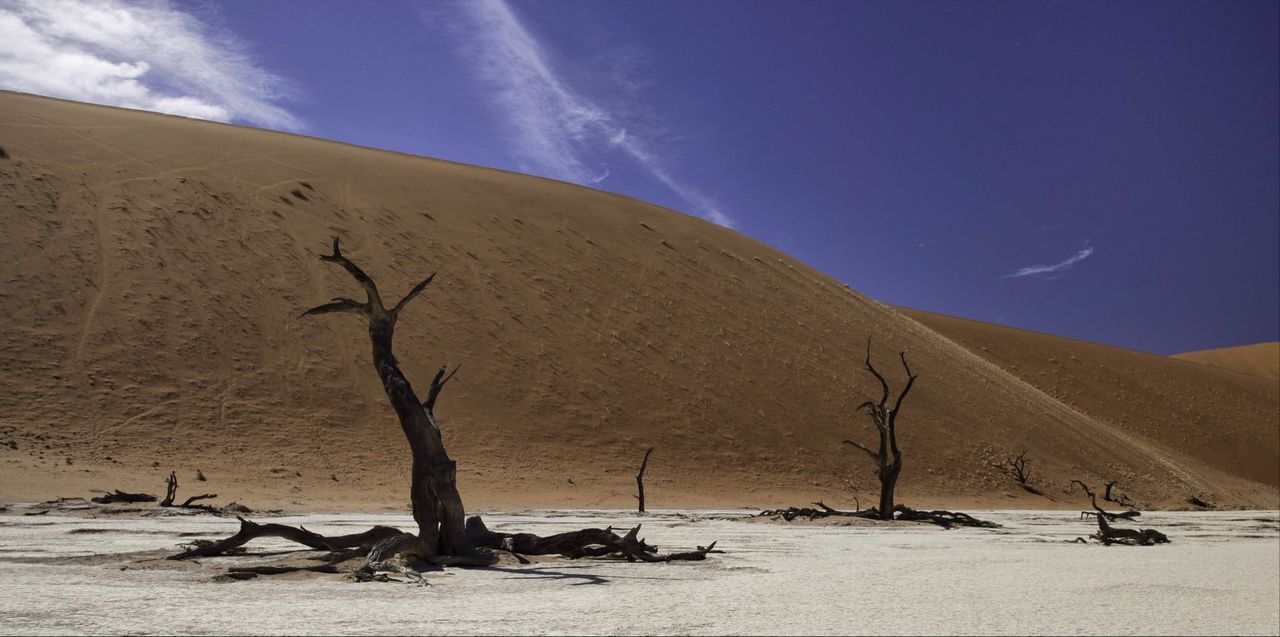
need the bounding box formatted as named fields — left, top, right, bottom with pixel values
left=0, top=91, right=1276, bottom=511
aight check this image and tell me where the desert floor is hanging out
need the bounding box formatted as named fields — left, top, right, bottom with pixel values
left=0, top=509, right=1276, bottom=635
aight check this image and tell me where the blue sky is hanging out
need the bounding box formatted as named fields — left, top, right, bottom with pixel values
left=2, top=0, right=1277, bottom=354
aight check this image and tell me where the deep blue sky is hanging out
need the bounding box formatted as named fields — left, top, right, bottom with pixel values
left=3, top=0, right=1276, bottom=354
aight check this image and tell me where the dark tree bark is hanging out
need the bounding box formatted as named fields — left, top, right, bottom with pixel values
left=301, top=238, right=491, bottom=566
left=159, top=471, right=178, bottom=507
left=170, top=516, right=403, bottom=560
left=843, top=336, right=917, bottom=520
left=635, top=447, right=654, bottom=514
left=998, top=450, right=1032, bottom=486
left=91, top=490, right=156, bottom=504
left=1071, top=480, right=1140, bottom=521
left=158, top=471, right=217, bottom=510
left=465, top=516, right=718, bottom=562
left=1070, top=482, right=1168, bottom=545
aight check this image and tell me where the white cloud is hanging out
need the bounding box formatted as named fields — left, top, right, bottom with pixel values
left=446, top=0, right=732, bottom=227
left=0, top=0, right=299, bottom=130
left=1003, top=245, right=1095, bottom=279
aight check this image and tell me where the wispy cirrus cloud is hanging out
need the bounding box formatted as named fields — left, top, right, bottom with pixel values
left=1003, top=245, right=1095, bottom=279
left=0, top=0, right=300, bottom=130
left=441, top=0, right=732, bottom=227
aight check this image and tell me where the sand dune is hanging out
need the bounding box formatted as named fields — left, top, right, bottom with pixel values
left=1172, top=342, right=1280, bottom=381
left=900, top=309, right=1279, bottom=497
left=0, top=92, right=1275, bottom=510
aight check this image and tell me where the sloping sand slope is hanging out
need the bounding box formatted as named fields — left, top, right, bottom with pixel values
left=0, top=92, right=1275, bottom=509
left=901, top=309, right=1279, bottom=498
left=1173, top=342, right=1279, bottom=381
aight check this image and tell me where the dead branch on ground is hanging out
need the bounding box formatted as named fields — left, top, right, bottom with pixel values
left=91, top=490, right=156, bottom=504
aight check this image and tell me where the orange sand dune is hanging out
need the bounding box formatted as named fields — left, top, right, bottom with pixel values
left=1172, top=342, right=1279, bottom=381
left=0, top=92, right=1275, bottom=511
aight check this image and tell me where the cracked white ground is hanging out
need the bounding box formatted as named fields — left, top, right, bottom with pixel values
left=0, top=510, right=1277, bottom=635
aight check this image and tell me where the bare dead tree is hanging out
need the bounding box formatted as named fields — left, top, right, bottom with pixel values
left=1102, top=480, right=1136, bottom=508
left=298, top=237, right=488, bottom=566
left=635, top=447, right=654, bottom=514
left=760, top=338, right=994, bottom=529
left=158, top=471, right=218, bottom=510
left=159, top=471, right=178, bottom=507
left=158, top=237, right=717, bottom=578
left=997, top=450, right=1032, bottom=486
left=843, top=336, right=917, bottom=520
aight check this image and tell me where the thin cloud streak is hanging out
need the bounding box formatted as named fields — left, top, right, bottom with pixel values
left=1004, top=246, right=1095, bottom=279
left=449, top=0, right=731, bottom=227
left=0, top=0, right=299, bottom=130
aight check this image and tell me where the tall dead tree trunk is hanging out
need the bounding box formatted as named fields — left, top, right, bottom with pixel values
left=635, top=447, right=654, bottom=514
left=302, top=237, right=490, bottom=566
left=843, top=336, right=917, bottom=521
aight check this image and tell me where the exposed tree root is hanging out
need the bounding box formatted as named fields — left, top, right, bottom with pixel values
left=465, top=516, right=719, bottom=562
left=757, top=501, right=998, bottom=529
left=758, top=501, right=875, bottom=522
left=169, top=516, right=403, bottom=560
left=891, top=505, right=1000, bottom=529
left=168, top=514, right=720, bottom=584
left=229, top=564, right=339, bottom=576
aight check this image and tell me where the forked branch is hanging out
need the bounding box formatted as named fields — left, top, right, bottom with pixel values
left=318, top=237, right=384, bottom=310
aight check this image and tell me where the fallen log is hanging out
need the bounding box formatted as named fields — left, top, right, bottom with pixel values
left=91, top=490, right=157, bottom=504
left=228, top=564, right=339, bottom=576
left=758, top=501, right=876, bottom=522
left=758, top=501, right=997, bottom=529
left=892, top=505, right=1000, bottom=529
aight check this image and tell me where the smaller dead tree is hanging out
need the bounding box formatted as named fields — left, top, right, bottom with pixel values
left=159, top=471, right=218, bottom=510
left=763, top=336, right=995, bottom=530
left=843, top=336, right=917, bottom=520
left=1103, top=480, right=1136, bottom=508
left=635, top=447, right=654, bottom=514
left=995, top=449, right=1045, bottom=495
left=998, top=450, right=1032, bottom=486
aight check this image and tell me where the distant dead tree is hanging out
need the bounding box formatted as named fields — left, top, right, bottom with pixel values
left=159, top=471, right=217, bottom=510
left=997, top=450, right=1032, bottom=486
left=843, top=336, right=917, bottom=520
left=635, top=447, right=654, bottom=514
left=1103, top=480, right=1136, bottom=508
left=171, top=238, right=717, bottom=577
